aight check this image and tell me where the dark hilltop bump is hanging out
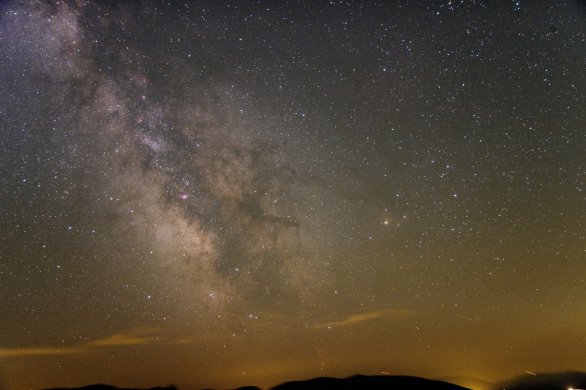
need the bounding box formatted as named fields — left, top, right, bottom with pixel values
left=270, top=375, right=471, bottom=390
left=233, top=387, right=262, bottom=390
left=41, top=376, right=471, bottom=390
left=44, top=386, right=178, bottom=390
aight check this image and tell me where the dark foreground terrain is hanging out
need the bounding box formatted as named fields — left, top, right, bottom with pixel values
left=270, top=375, right=470, bottom=389
left=42, top=371, right=586, bottom=390
left=44, top=375, right=470, bottom=390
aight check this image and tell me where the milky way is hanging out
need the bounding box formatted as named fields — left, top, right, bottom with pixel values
left=2, top=0, right=328, bottom=314
left=0, top=1, right=584, bottom=390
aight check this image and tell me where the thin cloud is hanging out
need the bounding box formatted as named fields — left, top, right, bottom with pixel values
left=84, top=327, right=160, bottom=347
left=0, top=327, right=182, bottom=358
left=0, top=346, right=87, bottom=357
left=314, top=308, right=414, bottom=329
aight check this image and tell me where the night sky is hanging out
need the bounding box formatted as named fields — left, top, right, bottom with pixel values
left=0, top=1, right=584, bottom=390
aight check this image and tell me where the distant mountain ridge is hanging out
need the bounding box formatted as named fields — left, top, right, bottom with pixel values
left=42, top=375, right=470, bottom=390
left=40, top=371, right=586, bottom=390
left=44, top=386, right=177, bottom=390
left=270, top=374, right=471, bottom=389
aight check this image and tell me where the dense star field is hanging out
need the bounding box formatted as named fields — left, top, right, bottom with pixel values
left=0, top=1, right=584, bottom=390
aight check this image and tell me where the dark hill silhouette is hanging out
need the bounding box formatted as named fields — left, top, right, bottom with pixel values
left=495, top=371, right=586, bottom=390
left=233, top=387, right=262, bottom=390
left=41, top=376, right=470, bottom=390
left=270, top=375, right=471, bottom=390
left=45, top=386, right=177, bottom=390
left=201, top=387, right=261, bottom=390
